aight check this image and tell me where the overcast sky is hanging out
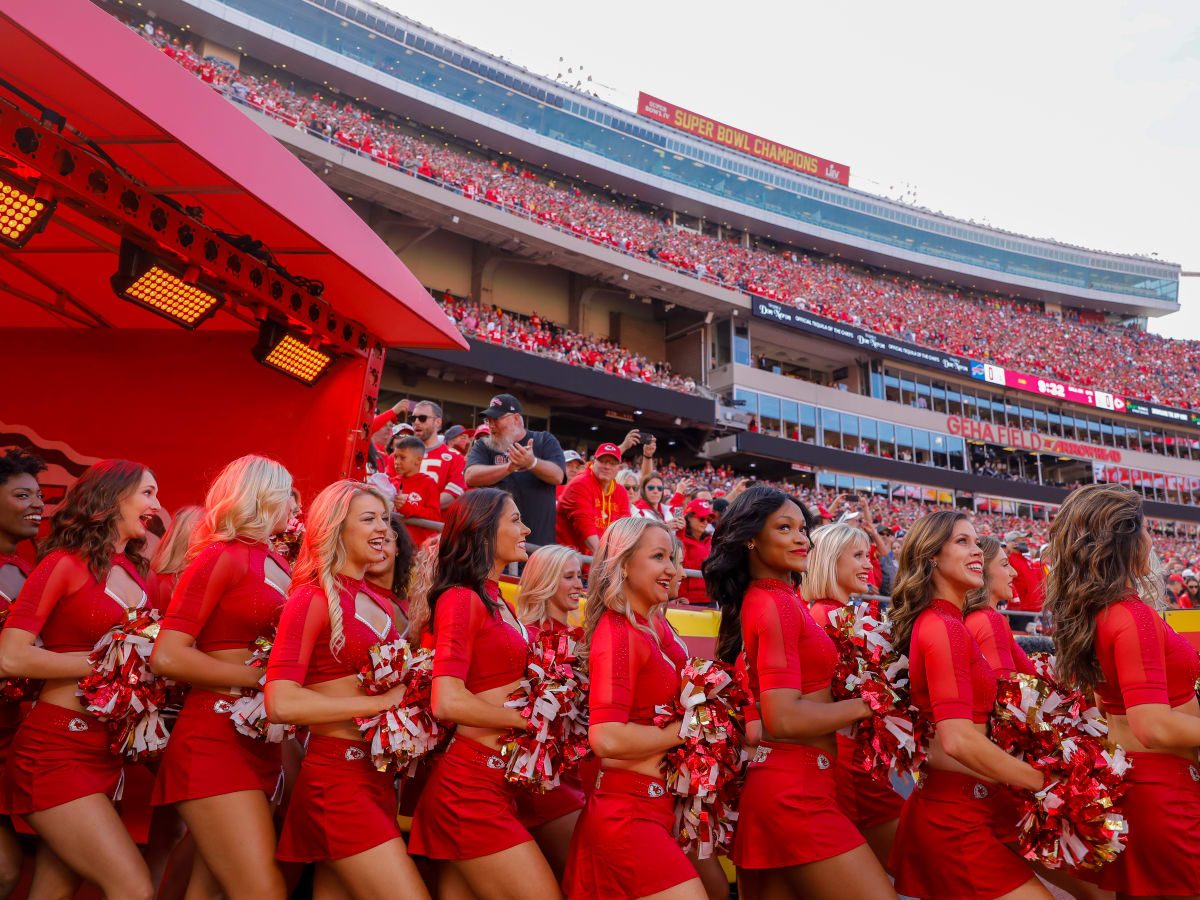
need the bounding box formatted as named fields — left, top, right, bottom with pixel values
left=380, top=0, right=1198, bottom=339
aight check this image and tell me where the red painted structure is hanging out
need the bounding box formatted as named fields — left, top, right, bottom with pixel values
left=0, top=0, right=466, bottom=508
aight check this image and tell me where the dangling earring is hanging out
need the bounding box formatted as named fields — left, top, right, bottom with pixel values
left=747, top=543, right=755, bottom=551
left=931, top=560, right=938, bottom=567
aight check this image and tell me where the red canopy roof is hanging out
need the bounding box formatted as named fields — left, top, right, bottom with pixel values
left=0, top=0, right=466, bottom=350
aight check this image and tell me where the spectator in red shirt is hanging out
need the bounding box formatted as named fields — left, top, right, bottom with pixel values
left=678, top=498, right=715, bottom=604
left=557, top=450, right=585, bottom=499
left=391, top=436, right=442, bottom=547
left=1003, top=530, right=1045, bottom=611
left=555, top=443, right=630, bottom=554
left=411, top=400, right=466, bottom=510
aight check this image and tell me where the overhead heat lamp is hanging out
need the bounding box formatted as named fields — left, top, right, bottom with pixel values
left=252, top=318, right=334, bottom=385
left=0, top=172, right=55, bottom=249
left=110, top=240, right=224, bottom=328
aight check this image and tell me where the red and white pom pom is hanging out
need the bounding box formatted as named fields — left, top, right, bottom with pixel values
left=824, top=602, right=930, bottom=783
left=228, top=635, right=294, bottom=743
left=991, top=671, right=1130, bottom=871
left=500, top=627, right=589, bottom=791
left=77, top=607, right=171, bottom=760
left=354, top=639, right=439, bottom=776
left=654, top=658, right=748, bottom=860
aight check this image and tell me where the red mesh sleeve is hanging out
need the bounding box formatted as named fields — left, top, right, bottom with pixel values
left=266, top=586, right=328, bottom=684
left=916, top=614, right=973, bottom=722
left=431, top=587, right=484, bottom=681
left=4, top=551, right=85, bottom=637
left=746, top=589, right=806, bottom=693
left=1098, top=602, right=1168, bottom=708
left=967, top=610, right=1015, bottom=676
left=589, top=614, right=635, bottom=724
left=161, top=543, right=246, bottom=638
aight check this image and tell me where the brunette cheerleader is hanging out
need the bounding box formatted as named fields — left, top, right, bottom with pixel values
left=963, top=535, right=1035, bottom=679
left=966, top=535, right=1112, bottom=900
left=1047, top=484, right=1200, bottom=899
left=562, top=516, right=704, bottom=900
left=707, top=486, right=894, bottom=899
left=0, top=460, right=160, bottom=900
left=149, top=456, right=296, bottom=900
left=364, top=512, right=417, bottom=635
left=887, top=511, right=1049, bottom=900
left=513, top=544, right=586, bottom=880
left=0, top=448, right=46, bottom=897
left=408, top=489, right=561, bottom=900
left=803, top=522, right=903, bottom=869
left=264, top=480, right=426, bottom=899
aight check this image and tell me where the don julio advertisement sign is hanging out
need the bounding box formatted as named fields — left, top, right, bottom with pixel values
left=750, top=297, right=974, bottom=376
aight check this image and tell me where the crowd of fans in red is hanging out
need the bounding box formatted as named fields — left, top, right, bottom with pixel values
left=141, top=29, right=1200, bottom=412
left=436, top=292, right=699, bottom=393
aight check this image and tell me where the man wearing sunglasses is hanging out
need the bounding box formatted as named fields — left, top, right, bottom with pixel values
left=407, top=400, right=466, bottom=510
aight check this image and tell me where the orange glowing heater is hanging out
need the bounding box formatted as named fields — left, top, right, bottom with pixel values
left=252, top=318, right=334, bottom=385
left=110, top=240, right=224, bottom=328
left=0, top=172, right=56, bottom=249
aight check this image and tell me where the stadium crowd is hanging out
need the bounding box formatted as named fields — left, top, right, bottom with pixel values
left=139, top=28, right=1200, bottom=413
left=436, top=291, right=699, bottom=393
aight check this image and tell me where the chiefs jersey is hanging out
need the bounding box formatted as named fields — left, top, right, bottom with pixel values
left=419, top=440, right=466, bottom=501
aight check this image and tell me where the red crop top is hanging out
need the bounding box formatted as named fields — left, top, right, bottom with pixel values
left=161, top=541, right=291, bottom=652
left=740, top=578, right=836, bottom=701
left=590, top=609, right=681, bottom=726
left=1094, top=596, right=1200, bottom=715
left=909, top=599, right=997, bottom=725
left=965, top=608, right=1035, bottom=679
left=430, top=582, right=529, bottom=693
left=5, top=550, right=150, bottom=652
left=266, top=576, right=399, bottom=686
left=809, top=596, right=847, bottom=630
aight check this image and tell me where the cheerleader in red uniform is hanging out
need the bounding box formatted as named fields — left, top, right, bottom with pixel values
left=966, top=534, right=1111, bottom=900
left=364, top=512, right=417, bottom=635
left=964, top=535, right=1035, bottom=679
left=888, top=511, right=1049, bottom=900
left=0, top=460, right=161, bottom=900
left=803, top=521, right=904, bottom=870
left=149, top=456, right=295, bottom=900
left=0, top=449, right=46, bottom=896
left=146, top=506, right=203, bottom=611
left=264, top=480, right=426, bottom=898
left=562, top=516, right=704, bottom=900
left=706, top=486, right=894, bottom=899
left=408, top=489, right=562, bottom=900
left=1047, top=484, right=1200, bottom=899
left=513, top=543, right=585, bottom=880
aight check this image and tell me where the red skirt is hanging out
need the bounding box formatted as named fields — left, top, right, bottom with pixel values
left=1097, top=752, right=1200, bottom=897
left=890, top=769, right=1032, bottom=900
left=563, top=768, right=696, bottom=900
left=515, top=768, right=586, bottom=829
left=833, top=733, right=904, bottom=829
left=276, top=735, right=401, bottom=863
left=733, top=741, right=864, bottom=869
left=4, top=701, right=123, bottom=815
left=407, top=735, right=531, bottom=860
left=151, top=690, right=283, bottom=805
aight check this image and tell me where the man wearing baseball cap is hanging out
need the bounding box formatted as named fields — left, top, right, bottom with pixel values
left=443, top=424, right=472, bottom=456
left=465, top=393, right=566, bottom=547
left=555, top=442, right=631, bottom=554
left=559, top=450, right=586, bottom=499
left=1004, top=529, right=1045, bottom=612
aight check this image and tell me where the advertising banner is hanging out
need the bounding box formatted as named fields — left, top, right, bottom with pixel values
left=637, top=92, right=850, bottom=186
